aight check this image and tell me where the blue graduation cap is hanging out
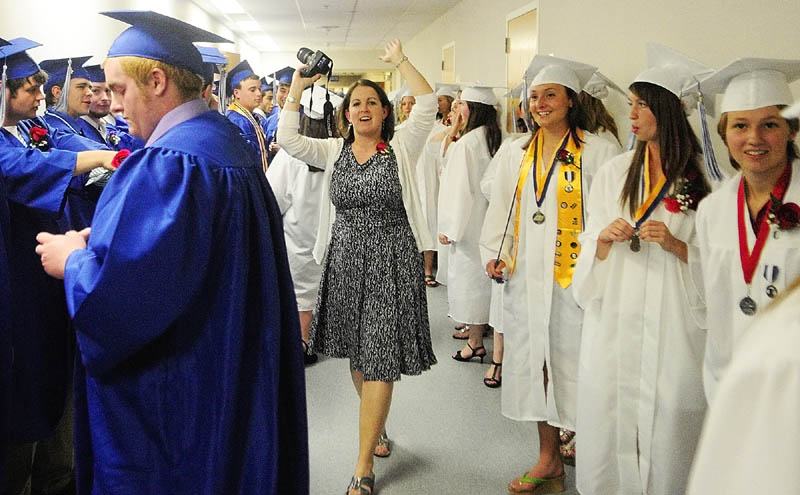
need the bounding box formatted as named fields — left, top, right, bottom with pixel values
left=39, top=56, right=93, bottom=90
left=227, top=59, right=256, bottom=88
left=270, top=66, right=294, bottom=85
left=102, top=10, right=231, bottom=76
left=1, top=37, right=43, bottom=123
left=260, top=76, right=274, bottom=92
left=83, top=64, right=106, bottom=83
left=197, top=45, right=226, bottom=85
left=0, top=37, right=42, bottom=80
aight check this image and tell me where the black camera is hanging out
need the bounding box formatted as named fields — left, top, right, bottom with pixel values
left=297, top=47, right=333, bottom=77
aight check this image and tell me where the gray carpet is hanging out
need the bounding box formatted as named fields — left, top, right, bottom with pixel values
left=305, top=283, right=579, bottom=494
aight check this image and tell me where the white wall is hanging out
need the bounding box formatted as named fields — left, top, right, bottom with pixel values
left=405, top=0, right=800, bottom=172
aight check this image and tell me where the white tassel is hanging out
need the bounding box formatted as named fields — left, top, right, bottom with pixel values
left=0, top=62, right=7, bottom=126
left=697, top=93, right=723, bottom=181
left=54, top=58, right=72, bottom=113
left=626, top=131, right=636, bottom=151
left=217, top=65, right=227, bottom=114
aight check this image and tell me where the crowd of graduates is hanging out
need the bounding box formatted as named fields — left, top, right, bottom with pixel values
left=2, top=7, right=800, bottom=495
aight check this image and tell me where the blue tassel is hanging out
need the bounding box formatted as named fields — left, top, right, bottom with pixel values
left=697, top=94, right=723, bottom=181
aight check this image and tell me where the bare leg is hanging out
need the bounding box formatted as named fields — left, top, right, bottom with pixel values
left=299, top=310, right=312, bottom=344
left=509, top=362, right=564, bottom=491
left=453, top=323, right=487, bottom=359
left=352, top=380, right=394, bottom=480
left=484, top=332, right=504, bottom=384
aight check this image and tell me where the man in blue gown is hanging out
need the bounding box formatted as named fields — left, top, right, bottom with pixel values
left=1, top=37, right=118, bottom=495
left=35, top=11, right=309, bottom=495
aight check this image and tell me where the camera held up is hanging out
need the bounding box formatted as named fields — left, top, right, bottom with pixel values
left=297, top=47, right=333, bottom=78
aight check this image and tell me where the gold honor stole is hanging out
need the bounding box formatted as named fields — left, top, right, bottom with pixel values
left=509, top=129, right=584, bottom=288
left=229, top=102, right=269, bottom=173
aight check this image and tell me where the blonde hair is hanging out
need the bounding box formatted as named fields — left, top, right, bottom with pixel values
left=115, top=56, right=203, bottom=102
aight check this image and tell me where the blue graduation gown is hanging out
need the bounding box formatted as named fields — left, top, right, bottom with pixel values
left=64, top=110, right=309, bottom=494
left=264, top=108, right=280, bottom=163
left=225, top=109, right=266, bottom=162
left=25, top=111, right=109, bottom=231
left=76, top=116, right=145, bottom=153
left=0, top=128, right=78, bottom=443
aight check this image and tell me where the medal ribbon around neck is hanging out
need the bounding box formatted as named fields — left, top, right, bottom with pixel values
left=508, top=129, right=573, bottom=277
left=229, top=101, right=269, bottom=173
left=634, top=147, right=670, bottom=229
left=737, top=163, right=791, bottom=287
left=554, top=129, right=584, bottom=288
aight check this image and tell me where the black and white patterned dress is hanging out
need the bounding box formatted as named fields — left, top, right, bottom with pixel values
left=310, top=143, right=437, bottom=381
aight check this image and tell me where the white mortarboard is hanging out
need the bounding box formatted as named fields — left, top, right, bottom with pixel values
left=583, top=71, right=625, bottom=99
left=435, top=83, right=459, bottom=99
left=699, top=58, right=800, bottom=116
left=301, top=84, right=343, bottom=120
left=387, top=84, right=410, bottom=103
left=460, top=83, right=504, bottom=106
left=524, top=55, right=597, bottom=94
left=633, top=43, right=712, bottom=107
left=504, top=81, right=525, bottom=99
left=782, top=100, right=800, bottom=120
left=633, top=44, right=721, bottom=179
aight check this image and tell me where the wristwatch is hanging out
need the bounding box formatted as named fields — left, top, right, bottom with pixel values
left=286, top=95, right=297, bottom=104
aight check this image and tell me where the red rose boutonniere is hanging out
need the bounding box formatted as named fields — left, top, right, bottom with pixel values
left=29, top=126, right=50, bottom=151
left=376, top=141, right=394, bottom=158
left=769, top=195, right=800, bottom=230
left=111, top=149, right=131, bottom=169
left=555, top=149, right=574, bottom=165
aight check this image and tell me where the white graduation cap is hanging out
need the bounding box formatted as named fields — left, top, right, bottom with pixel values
left=583, top=71, right=626, bottom=99
left=699, top=57, right=800, bottom=117
left=782, top=100, right=800, bottom=120
left=524, top=54, right=597, bottom=94
left=301, top=84, right=343, bottom=120
left=387, top=83, right=410, bottom=103
left=435, top=82, right=459, bottom=99
left=504, top=81, right=525, bottom=99
left=633, top=43, right=713, bottom=109
left=460, top=83, right=504, bottom=106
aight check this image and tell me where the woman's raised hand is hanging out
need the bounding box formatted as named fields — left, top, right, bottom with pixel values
left=291, top=65, right=322, bottom=90
left=379, top=39, right=404, bottom=65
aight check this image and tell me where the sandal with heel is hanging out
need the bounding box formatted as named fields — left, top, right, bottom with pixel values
left=373, top=431, right=391, bottom=457
left=346, top=473, right=375, bottom=495
left=452, top=342, right=486, bottom=363
left=483, top=361, right=502, bottom=388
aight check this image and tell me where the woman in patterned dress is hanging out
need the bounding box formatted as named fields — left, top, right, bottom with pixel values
left=277, top=40, right=437, bottom=495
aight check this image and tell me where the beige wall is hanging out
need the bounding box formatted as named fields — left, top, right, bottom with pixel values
left=404, top=0, right=800, bottom=172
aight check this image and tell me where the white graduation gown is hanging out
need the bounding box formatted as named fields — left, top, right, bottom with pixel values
left=694, top=159, right=800, bottom=402
left=572, top=151, right=707, bottom=495
left=416, top=120, right=448, bottom=247
left=480, top=132, right=620, bottom=427
left=265, top=149, right=325, bottom=311
left=687, top=285, right=800, bottom=495
left=438, top=126, right=493, bottom=324
left=479, top=135, right=526, bottom=334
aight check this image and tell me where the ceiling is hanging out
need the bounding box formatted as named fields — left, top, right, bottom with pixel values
left=199, top=0, right=462, bottom=52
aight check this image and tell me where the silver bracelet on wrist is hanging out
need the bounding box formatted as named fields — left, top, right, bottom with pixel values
left=395, top=56, right=409, bottom=68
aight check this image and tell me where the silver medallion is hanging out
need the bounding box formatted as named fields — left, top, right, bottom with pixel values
left=739, top=296, right=757, bottom=316
left=766, top=285, right=778, bottom=298
left=565, top=184, right=574, bottom=193
left=532, top=210, right=545, bottom=224
left=630, top=233, right=641, bottom=252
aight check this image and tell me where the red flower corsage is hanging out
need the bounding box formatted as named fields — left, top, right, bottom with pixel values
left=376, top=141, right=394, bottom=157
left=769, top=195, right=800, bottom=230
left=29, top=126, right=50, bottom=150
left=663, top=197, right=681, bottom=213
left=111, top=149, right=131, bottom=169
left=556, top=149, right=574, bottom=165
